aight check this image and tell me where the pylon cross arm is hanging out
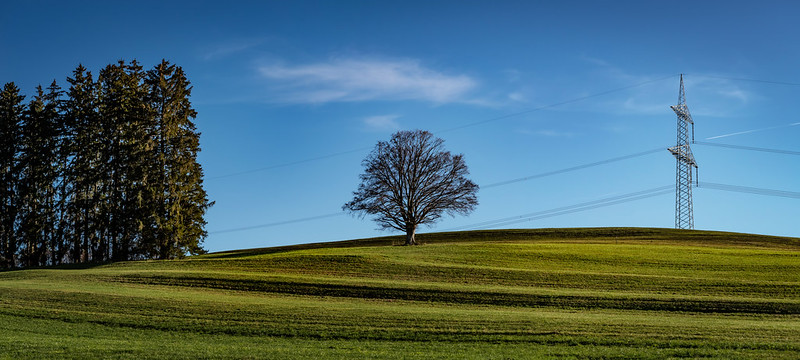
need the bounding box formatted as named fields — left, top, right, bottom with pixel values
left=670, top=104, right=694, bottom=124
left=668, top=145, right=698, bottom=167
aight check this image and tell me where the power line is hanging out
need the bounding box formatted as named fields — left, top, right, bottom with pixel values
left=209, top=147, right=672, bottom=234
left=207, top=147, right=371, bottom=180
left=456, top=182, right=800, bottom=231
left=690, top=74, right=800, bottom=86
left=209, top=212, right=346, bottom=234
left=204, top=123, right=799, bottom=234
left=482, top=190, right=673, bottom=230
left=698, top=182, right=800, bottom=200
left=208, top=180, right=800, bottom=235
left=444, top=185, right=673, bottom=231
left=482, top=147, right=665, bottom=189
left=694, top=142, right=800, bottom=156
left=207, top=74, right=679, bottom=181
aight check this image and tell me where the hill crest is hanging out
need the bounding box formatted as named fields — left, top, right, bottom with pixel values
left=204, top=227, right=800, bottom=259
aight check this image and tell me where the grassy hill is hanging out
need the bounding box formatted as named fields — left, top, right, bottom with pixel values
left=1, top=227, right=799, bottom=359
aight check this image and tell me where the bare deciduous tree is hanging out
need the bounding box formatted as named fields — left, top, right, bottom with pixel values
left=344, top=130, right=478, bottom=245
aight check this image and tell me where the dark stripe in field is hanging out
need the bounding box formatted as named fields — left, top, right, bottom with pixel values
left=112, top=274, right=800, bottom=315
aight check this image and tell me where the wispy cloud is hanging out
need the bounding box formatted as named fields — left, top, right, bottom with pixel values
left=507, top=92, right=526, bottom=102
left=621, top=97, right=670, bottom=115
left=202, top=39, right=265, bottom=60
left=363, top=114, right=401, bottom=131
left=517, top=128, right=577, bottom=138
left=718, top=88, right=749, bottom=103
left=503, top=69, right=523, bottom=83
left=582, top=58, right=754, bottom=117
left=258, top=57, right=477, bottom=104
left=679, top=76, right=755, bottom=117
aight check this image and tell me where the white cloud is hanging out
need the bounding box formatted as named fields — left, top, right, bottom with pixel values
left=517, top=128, right=576, bottom=138
left=258, top=57, right=477, bottom=104
left=507, top=92, right=526, bottom=102
left=503, top=69, right=523, bottom=82
left=681, top=76, right=755, bottom=117
left=363, top=114, right=401, bottom=131
left=202, top=39, right=265, bottom=60
left=622, top=97, right=670, bottom=115
left=581, top=57, right=755, bottom=117
left=717, top=88, right=749, bottom=103
left=582, top=56, right=613, bottom=68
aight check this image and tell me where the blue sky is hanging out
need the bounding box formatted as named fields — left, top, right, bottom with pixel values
left=2, top=1, right=798, bottom=252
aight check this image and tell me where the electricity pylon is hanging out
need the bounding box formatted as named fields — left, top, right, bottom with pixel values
left=668, top=74, right=698, bottom=229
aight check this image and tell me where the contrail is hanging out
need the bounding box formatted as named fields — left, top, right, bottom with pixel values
left=706, top=122, right=800, bottom=140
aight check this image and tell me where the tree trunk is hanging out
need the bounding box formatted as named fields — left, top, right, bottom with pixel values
left=405, top=225, right=417, bottom=246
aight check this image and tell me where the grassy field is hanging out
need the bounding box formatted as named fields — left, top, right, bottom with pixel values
left=1, top=227, right=799, bottom=359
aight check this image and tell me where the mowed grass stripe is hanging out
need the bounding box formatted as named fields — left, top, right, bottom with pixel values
left=1, top=285, right=799, bottom=347
left=106, top=274, right=800, bottom=314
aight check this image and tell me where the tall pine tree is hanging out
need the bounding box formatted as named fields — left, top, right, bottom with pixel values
left=97, top=60, right=152, bottom=261
left=47, top=80, right=70, bottom=265
left=0, top=83, right=25, bottom=269
left=64, top=65, right=100, bottom=263
left=18, top=84, right=62, bottom=267
left=145, top=60, right=212, bottom=259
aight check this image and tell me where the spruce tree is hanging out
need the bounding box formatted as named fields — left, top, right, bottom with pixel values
left=145, top=60, right=212, bottom=259
left=0, top=83, right=25, bottom=269
left=97, top=62, right=124, bottom=261
left=18, top=84, right=62, bottom=266
left=47, top=80, right=70, bottom=265
left=97, top=60, right=152, bottom=261
left=64, top=65, right=100, bottom=263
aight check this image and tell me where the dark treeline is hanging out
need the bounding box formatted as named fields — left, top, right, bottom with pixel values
left=0, top=60, right=212, bottom=269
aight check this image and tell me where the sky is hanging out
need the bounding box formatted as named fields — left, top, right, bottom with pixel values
left=2, top=1, right=798, bottom=252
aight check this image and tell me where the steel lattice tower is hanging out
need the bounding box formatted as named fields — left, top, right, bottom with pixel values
left=668, top=74, right=698, bottom=229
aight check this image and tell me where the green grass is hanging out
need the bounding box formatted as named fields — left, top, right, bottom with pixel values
left=1, top=227, right=799, bottom=359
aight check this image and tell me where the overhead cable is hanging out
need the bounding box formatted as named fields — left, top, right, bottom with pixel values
left=697, top=182, right=800, bottom=199
left=694, top=142, right=800, bottom=156
left=445, top=185, right=673, bottom=231
left=690, top=74, right=800, bottom=86
left=482, top=147, right=665, bottom=189
left=207, top=147, right=371, bottom=180
left=209, top=212, right=346, bottom=234
left=210, top=147, right=673, bottom=234
left=208, top=181, right=800, bottom=235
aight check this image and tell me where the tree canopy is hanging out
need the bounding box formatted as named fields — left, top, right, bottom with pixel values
left=344, top=130, right=478, bottom=245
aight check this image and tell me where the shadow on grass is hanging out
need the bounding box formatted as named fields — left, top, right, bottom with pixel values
left=0, top=260, right=115, bottom=273
left=109, top=273, right=800, bottom=315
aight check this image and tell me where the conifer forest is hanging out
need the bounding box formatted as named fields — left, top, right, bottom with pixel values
left=0, top=60, right=212, bottom=269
